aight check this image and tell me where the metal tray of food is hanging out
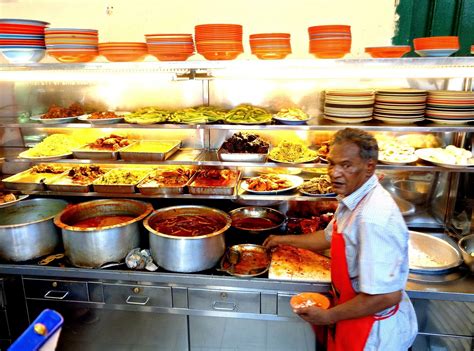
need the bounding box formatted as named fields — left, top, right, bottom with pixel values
left=45, top=174, right=92, bottom=193
left=2, top=168, right=67, bottom=191
left=137, top=168, right=196, bottom=195
left=72, top=144, right=133, bottom=160
left=217, top=146, right=268, bottom=162
left=188, top=170, right=240, bottom=196
left=119, top=140, right=181, bottom=162
left=219, top=244, right=271, bottom=277
left=92, top=168, right=153, bottom=193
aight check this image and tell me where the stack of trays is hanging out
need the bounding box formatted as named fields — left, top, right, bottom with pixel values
left=195, top=24, right=243, bottom=61
left=45, top=28, right=99, bottom=63
left=425, top=90, right=474, bottom=124
left=249, top=33, right=291, bottom=60
left=373, top=89, right=427, bottom=124
left=323, top=89, right=374, bottom=123
left=308, top=25, right=351, bottom=59
left=0, top=18, right=48, bottom=63
left=145, top=34, right=194, bottom=61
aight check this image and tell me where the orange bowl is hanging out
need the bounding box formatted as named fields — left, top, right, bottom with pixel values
left=100, top=51, right=147, bottom=62
left=250, top=33, right=290, bottom=39
left=365, top=45, right=411, bottom=58
left=311, top=51, right=350, bottom=59
left=149, top=53, right=193, bottom=61
left=254, top=52, right=290, bottom=60
left=200, top=51, right=241, bottom=60
left=48, top=51, right=98, bottom=63
left=290, top=293, right=330, bottom=309
left=308, top=25, right=351, bottom=33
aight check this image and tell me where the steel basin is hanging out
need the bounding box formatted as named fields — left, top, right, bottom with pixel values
left=54, top=199, right=153, bottom=268
left=144, top=205, right=231, bottom=272
left=458, top=234, right=474, bottom=272
left=0, top=198, right=68, bottom=262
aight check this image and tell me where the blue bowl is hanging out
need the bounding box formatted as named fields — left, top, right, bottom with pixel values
left=0, top=48, right=45, bottom=63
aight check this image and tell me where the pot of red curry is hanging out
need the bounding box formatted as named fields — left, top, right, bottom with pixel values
left=54, top=199, right=153, bottom=268
left=144, top=205, right=231, bottom=272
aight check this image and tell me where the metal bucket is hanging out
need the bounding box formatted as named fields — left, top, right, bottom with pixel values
left=0, top=198, right=68, bottom=262
left=54, top=199, right=153, bottom=268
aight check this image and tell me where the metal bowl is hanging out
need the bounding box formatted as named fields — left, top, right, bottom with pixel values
left=458, top=234, right=474, bottom=272
left=220, top=244, right=270, bottom=277
left=144, top=206, right=232, bottom=272
left=229, top=207, right=287, bottom=234
left=54, top=199, right=153, bottom=268
left=392, top=180, right=431, bottom=205
left=409, top=231, right=462, bottom=273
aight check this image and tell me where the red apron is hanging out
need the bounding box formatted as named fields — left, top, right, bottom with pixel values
left=326, top=221, right=399, bottom=351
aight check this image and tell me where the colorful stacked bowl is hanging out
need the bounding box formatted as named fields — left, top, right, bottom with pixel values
left=413, top=36, right=459, bottom=57
left=0, top=18, right=48, bottom=63
left=99, top=42, right=147, bottom=62
left=425, top=90, right=474, bottom=124
left=373, top=89, right=427, bottom=124
left=365, top=45, right=411, bottom=58
left=145, top=34, right=194, bottom=61
left=323, top=89, right=375, bottom=123
left=195, top=24, right=243, bottom=60
left=308, top=25, right=351, bottom=59
left=249, top=33, right=291, bottom=60
left=45, top=28, right=98, bottom=63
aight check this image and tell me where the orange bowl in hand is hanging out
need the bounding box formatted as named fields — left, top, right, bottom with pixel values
left=290, top=292, right=330, bottom=309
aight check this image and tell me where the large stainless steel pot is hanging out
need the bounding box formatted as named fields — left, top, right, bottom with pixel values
left=54, top=199, right=153, bottom=268
left=0, top=198, right=68, bottom=262
left=144, top=205, right=231, bottom=272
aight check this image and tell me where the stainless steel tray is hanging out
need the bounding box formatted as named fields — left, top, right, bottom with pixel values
left=73, top=143, right=132, bottom=160
left=119, top=140, right=181, bottom=162
left=217, top=147, right=268, bottom=162
left=220, top=244, right=270, bottom=277
left=92, top=169, right=153, bottom=194
left=2, top=169, right=67, bottom=191
left=188, top=171, right=240, bottom=196
left=45, top=174, right=92, bottom=193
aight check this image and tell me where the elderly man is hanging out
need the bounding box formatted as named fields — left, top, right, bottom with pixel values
left=264, top=128, right=418, bottom=350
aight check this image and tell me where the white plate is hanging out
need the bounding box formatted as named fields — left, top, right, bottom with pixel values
left=426, top=118, right=474, bottom=125
left=77, top=111, right=130, bottom=125
left=272, top=115, right=310, bottom=125
left=374, top=116, right=424, bottom=124
left=268, top=155, right=319, bottom=164
left=378, top=154, right=418, bottom=165
left=240, top=175, right=304, bottom=194
left=0, top=194, right=29, bottom=208
left=299, top=188, right=336, bottom=197
left=18, top=150, right=72, bottom=161
left=324, top=116, right=372, bottom=124
left=39, top=115, right=78, bottom=124
left=29, top=114, right=43, bottom=121
left=415, top=148, right=474, bottom=168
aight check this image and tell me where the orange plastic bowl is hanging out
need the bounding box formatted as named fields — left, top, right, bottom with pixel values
left=308, top=25, right=351, bottom=33
left=200, top=51, right=242, bottom=60
left=311, top=51, right=350, bottom=59
left=365, top=45, right=411, bottom=58
left=254, top=52, right=290, bottom=60
left=149, top=53, right=193, bottom=61
left=100, top=51, right=147, bottom=62
left=290, top=293, right=330, bottom=309
left=48, top=51, right=98, bottom=63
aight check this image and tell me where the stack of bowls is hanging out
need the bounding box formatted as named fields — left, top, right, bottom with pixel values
left=99, top=42, right=147, bottom=62
left=249, top=33, right=291, bottom=60
left=308, top=25, right=351, bottom=59
left=195, top=24, right=243, bottom=60
left=373, top=89, right=427, bottom=124
left=323, top=89, right=375, bottom=123
left=45, top=28, right=99, bottom=63
left=0, top=18, right=48, bottom=63
left=425, top=90, right=474, bottom=124
left=145, top=34, right=194, bottom=61
left=413, top=36, right=459, bottom=57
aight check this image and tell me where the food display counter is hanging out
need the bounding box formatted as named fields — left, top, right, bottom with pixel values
left=0, top=58, right=473, bottom=350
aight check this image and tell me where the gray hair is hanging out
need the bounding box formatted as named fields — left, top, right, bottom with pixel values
left=330, top=128, right=378, bottom=161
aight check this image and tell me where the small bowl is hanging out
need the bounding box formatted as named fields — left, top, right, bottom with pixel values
left=290, top=292, right=330, bottom=309
left=392, top=180, right=431, bottom=205
left=0, top=48, right=45, bottom=63
left=230, top=206, right=286, bottom=234
left=458, top=234, right=474, bottom=272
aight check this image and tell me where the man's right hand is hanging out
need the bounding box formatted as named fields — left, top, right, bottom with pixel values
left=263, top=234, right=288, bottom=249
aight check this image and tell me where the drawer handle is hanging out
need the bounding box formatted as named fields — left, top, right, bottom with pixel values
left=212, top=301, right=237, bottom=311
left=44, top=290, right=69, bottom=300
left=126, top=295, right=149, bottom=305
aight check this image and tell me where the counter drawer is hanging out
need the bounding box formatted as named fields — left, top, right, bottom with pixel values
left=277, top=293, right=296, bottom=317
left=103, top=284, right=172, bottom=307
left=188, top=288, right=260, bottom=314
left=23, top=278, right=89, bottom=302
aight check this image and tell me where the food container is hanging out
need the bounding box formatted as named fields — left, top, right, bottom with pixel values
left=73, top=144, right=132, bottom=160
left=137, top=170, right=195, bottom=196
left=144, top=205, right=231, bottom=272
left=229, top=206, right=286, bottom=244
left=217, top=146, right=268, bottom=162
left=119, top=140, right=181, bottom=162
left=188, top=171, right=241, bottom=196
left=45, top=174, right=92, bottom=193
left=2, top=168, right=67, bottom=191
left=457, top=233, right=474, bottom=272
left=409, top=231, right=462, bottom=274
left=54, top=199, right=153, bottom=268
left=92, top=168, right=153, bottom=193
left=392, top=180, right=431, bottom=205
left=0, top=198, right=68, bottom=262
left=220, top=244, right=271, bottom=277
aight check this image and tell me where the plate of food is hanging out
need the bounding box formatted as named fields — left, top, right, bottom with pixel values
left=77, top=111, right=130, bottom=125
left=218, top=132, right=270, bottom=162
left=241, top=174, right=304, bottom=194
left=220, top=244, right=271, bottom=277
left=16, top=134, right=81, bottom=160
left=272, top=107, right=311, bottom=125
left=298, top=175, right=336, bottom=197
left=18, top=150, right=72, bottom=161
left=268, top=140, right=319, bottom=164
left=0, top=193, right=29, bottom=208
left=37, top=102, right=85, bottom=124
left=415, top=146, right=474, bottom=168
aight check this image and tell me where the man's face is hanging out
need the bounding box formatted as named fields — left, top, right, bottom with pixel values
left=327, top=142, right=375, bottom=196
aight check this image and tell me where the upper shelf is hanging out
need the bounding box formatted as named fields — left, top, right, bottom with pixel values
left=0, top=57, right=474, bottom=80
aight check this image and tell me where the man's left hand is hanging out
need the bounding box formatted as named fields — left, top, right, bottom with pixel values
left=293, top=306, right=334, bottom=326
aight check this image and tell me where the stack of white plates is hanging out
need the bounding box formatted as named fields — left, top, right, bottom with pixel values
left=323, top=89, right=374, bottom=123
left=425, top=90, right=474, bottom=124
left=373, top=89, right=427, bottom=124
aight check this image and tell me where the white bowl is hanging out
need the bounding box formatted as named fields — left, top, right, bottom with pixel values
left=0, top=49, right=46, bottom=63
